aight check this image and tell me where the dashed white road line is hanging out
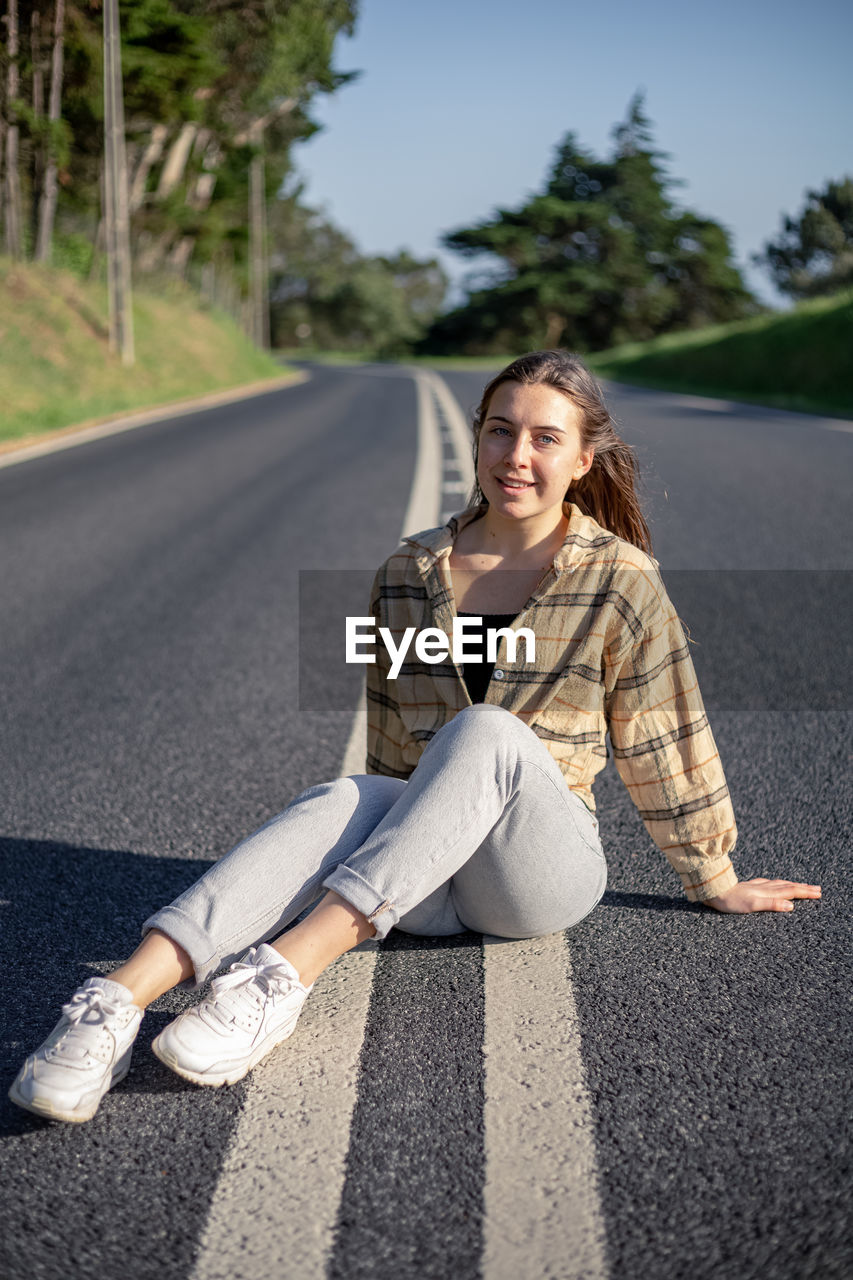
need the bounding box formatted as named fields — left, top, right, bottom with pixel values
left=418, top=366, right=476, bottom=492
left=190, top=366, right=443, bottom=1280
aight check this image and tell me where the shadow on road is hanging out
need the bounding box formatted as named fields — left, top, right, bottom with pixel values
left=0, top=837, right=256, bottom=1279
left=598, top=889, right=695, bottom=912
left=0, top=837, right=216, bottom=1135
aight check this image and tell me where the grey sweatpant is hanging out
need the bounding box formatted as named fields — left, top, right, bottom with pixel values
left=142, top=704, right=607, bottom=986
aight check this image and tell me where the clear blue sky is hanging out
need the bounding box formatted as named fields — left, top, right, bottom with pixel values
left=293, top=0, right=852, bottom=310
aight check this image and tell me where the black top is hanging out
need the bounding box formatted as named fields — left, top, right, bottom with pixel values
left=456, top=610, right=519, bottom=704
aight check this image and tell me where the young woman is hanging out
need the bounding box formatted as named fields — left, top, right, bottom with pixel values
left=9, top=350, right=821, bottom=1124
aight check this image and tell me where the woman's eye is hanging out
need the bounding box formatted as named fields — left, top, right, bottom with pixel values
left=539, top=435, right=557, bottom=445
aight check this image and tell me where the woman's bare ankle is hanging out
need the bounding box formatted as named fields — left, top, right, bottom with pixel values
left=109, top=929, right=194, bottom=1010
left=270, top=891, right=376, bottom=988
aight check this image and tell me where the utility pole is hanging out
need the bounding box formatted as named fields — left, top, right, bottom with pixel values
left=103, top=0, right=134, bottom=365
left=248, top=127, right=270, bottom=350
left=235, top=99, right=294, bottom=350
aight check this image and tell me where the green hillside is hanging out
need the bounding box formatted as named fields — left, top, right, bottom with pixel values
left=0, top=259, right=295, bottom=447
left=587, top=292, right=853, bottom=418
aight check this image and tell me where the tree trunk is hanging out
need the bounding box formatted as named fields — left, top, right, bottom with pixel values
left=215, top=243, right=240, bottom=322
left=185, top=131, right=223, bottom=211
left=135, top=226, right=176, bottom=274
left=4, top=0, right=24, bottom=260
left=167, top=234, right=194, bottom=278
left=88, top=161, right=105, bottom=279
left=0, top=117, right=6, bottom=228
left=188, top=169, right=217, bottom=212
left=191, top=126, right=212, bottom=158
left=35, top=0, right=65, bottom=262
left=155, top=122, right=197, bottom=200
left=233, top=98, right=296, bottom=147
left=239, top=102, right=295, bottom=347
left=249, top=147, right=269, bottom=348
left=128, top=121, right=167, bottom=214
left=30, top=9, right=45, bottom=256
left=544, top=310, right=566, bottom=348
left=200, top=259, right=215, bottom=304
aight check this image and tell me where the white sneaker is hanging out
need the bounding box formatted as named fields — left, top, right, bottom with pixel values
left=8, top=978, right=143, bottom=1123
left=151, top=943, right=313, bottom=1087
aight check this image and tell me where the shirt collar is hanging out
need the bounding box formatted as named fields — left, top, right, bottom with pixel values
left=402, top=501, right=614, bottom=573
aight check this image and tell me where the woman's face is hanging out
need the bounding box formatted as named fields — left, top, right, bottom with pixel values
left=476, top=380, right=594, bottom=520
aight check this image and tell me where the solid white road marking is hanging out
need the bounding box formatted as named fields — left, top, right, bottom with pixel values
left=187, top=939, right=381, bottom=1280
left=406, top=372, right=445, bottom=534
left=190, top=366, right=443, bottom=1280
left=481, top=933, right=610, bottom=1280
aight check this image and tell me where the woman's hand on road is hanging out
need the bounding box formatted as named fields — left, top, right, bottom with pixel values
left=706, top=878, right=822, bottom=914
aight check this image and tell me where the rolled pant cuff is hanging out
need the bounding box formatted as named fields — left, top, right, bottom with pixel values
left=140, top=905, right=221, bottom=988
left=322, top=866, right=398, bottom=939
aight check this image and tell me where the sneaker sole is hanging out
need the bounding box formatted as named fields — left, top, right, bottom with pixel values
left=151, top=1016, right=300, bottom=1088
left=7, top=1051, right=133, bottom=1124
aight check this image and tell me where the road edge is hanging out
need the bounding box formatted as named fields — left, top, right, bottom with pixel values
left=0, top=368, right=311, bottom=470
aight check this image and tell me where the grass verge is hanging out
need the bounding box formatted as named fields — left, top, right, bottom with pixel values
left=0, top=259, right=296, bottom=445
left=587, top=292, right=853, bottom=419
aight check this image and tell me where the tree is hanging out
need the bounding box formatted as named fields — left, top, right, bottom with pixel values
left=2, top=0, right=24, bottom=258
left=268, top=187, right=447, bottom=354
left=753, top=177, right=853, bottom=298
left=34, top=0, right=66, bottom=260
left=1, top=0, right=223, bottom=263
left=321, top=251, right=447, bottom=356
left=421, top=93, right=757, bottom=355
left=1, top=0, right=360, bottom=341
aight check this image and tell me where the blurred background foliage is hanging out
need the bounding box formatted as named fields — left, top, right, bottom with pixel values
left=0, top=3, right=851, bottom=361
left=0, top=0, right=448, bottom=353
left=422, top=93, right=760, bottom=356
left=752, top=177, right=853, bottom=301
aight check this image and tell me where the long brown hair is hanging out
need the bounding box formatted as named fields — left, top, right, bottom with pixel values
left=469, top=349, right=653, bottom=555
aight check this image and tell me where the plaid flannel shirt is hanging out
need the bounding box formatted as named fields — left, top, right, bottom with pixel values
left=366, top=501, right=739, bottom=905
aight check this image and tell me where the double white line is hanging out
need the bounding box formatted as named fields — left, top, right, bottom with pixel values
left=190, top=368, right=609, bottom=1280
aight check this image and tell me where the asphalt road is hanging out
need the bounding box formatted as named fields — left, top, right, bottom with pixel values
left=0, top=364, right=850, bottom=1280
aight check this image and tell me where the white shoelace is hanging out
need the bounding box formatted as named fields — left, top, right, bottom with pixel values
left=199, top=955, right=297, bottom=1031
left=47, top=988, right=123, bottom=1061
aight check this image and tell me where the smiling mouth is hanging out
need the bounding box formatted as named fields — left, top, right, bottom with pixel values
left=496, top=477, right=534, bottom=491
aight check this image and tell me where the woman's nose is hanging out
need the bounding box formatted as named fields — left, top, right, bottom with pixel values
left=505, top=433, right=531, bottom=467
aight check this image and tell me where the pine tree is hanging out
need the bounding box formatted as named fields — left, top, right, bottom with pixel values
left=753, top=177, right=853, bottom=298
left=422, top=93, right=756, bottom=355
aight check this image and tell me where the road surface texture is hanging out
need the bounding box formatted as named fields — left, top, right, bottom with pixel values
left=0, top=363, right=850, bottom=1280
